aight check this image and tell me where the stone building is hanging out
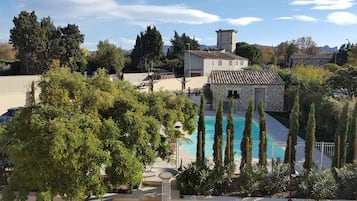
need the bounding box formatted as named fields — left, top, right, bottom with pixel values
left=216, top=29, right=237, bottom=53
left=209, top=70, right=285, bottom=112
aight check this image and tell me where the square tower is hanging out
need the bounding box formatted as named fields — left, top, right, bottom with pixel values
left=216, top=29, right=237, bottom=53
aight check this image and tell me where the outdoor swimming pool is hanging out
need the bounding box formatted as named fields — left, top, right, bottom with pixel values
left=179, top=116, right=285, bottom=159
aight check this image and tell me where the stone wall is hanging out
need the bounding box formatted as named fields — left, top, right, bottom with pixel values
left=211, top=84, right=285, bottom=112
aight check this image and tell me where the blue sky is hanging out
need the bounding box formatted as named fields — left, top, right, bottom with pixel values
left=1, top=0, right=357, bottom=50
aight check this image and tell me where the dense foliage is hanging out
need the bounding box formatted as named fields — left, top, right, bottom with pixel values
left=10, top=11, right=84, bottom=74
left=0, top=68, right=197, bottom=200
left=333, top=102, right=350, bottom=168
left=346, top=101, right=357, bottom=163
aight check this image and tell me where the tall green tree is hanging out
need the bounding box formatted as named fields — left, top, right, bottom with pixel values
left=166, top=31, right=200, bottom=61
left=9, top=11, right=84, bottom=74
left=95, top=40, right=125, bottom=74
left=213, top=100, right=223, bottom=175
left=130, top=26, right=163, bottom=72
left=332, top=102, right=350, bottom=168
left=196, top=95, right=205, bottom=162
left=258, top=101, right=267, bottom=168
left=240, top=98, right=254, bottom=170
left=284, top=93, right=300, bottom=166
left=346, top=101, right=357, bottom=163
left=303, top=103, right=316, bottom=170
left=224, top=98, right=235, bottom=177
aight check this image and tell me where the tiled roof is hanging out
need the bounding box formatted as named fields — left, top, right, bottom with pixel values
left=189, top=50, right=248, bottom=60
left=210, top=70, right=285, bottom=85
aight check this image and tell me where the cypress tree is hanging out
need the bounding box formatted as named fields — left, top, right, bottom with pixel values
left=284, top=93, right=299, bottom=166
left=240, top=98, right=254, bottom=170
left=332, top=102, right=350, bottom=168
left=346, top=101, right=357, bottom=163
left=303, top=103, right=315, bottom=170
left=258, top=101, right=267, bottom=168
left=213, top=100, right=223, bottom=175
left=196, top=95, right=205, bottom=162
left=224, top=98, right=235, bottom=177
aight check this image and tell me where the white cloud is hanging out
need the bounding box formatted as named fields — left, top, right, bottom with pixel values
left=275, top=15, right=317, bottom=22
left=35, top=0, right=220, bottom=25
left=327, top=11, right=357, bottom=25
left=226, top=17, right=262, bottom=26
left=294, top=15, right=318, bottom=21
left=291, top=0, right=354, bottom=10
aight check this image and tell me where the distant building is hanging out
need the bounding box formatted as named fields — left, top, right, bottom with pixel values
left=184, top=50, right=248, bottom=77
left=289, top=54, right=334, bottom=66
left=209, top=70, right=285, bottom=112
left=216, top=29, right=237, bottom=53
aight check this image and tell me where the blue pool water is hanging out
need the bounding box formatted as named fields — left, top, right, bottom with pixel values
left=179, top=116, right=285, bottom=159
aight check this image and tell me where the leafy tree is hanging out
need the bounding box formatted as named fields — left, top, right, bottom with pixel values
left=197, top=95, right=205, bottom=162
left=346, top=101, right=357, bottom=163
left=224, top=98, right=235, bottom=178
left=94, top=40, right=125, bottom=74
left=57, top=24, right=84, bottom=70
left=166, top=31, right=199, bottom=61
left=213, top=100, right=223, bottom=175
left=284, top=93, right=299, bottom=167
left=275, top=40, right=298, bottom=67
left=336, top=42, right=353, bottom=66
left=9, top=11, right=84, bottom=74
left=256, top=45, right=275, bottom=64
left=235, top=42, right=262, bottom=64
left=296, top=36, right=319, bottom=55
left=303, top=103, right=316, bottom=170
left=333, top=102, right=350, bottom=168
left=130, top=26, right=163, bottom=72
left=327, top=65, right=357, bottom=98
left=258, top=101, right=267, bottom=168
left=0, top=67, right=197, bottom=200
left=240, top=98, right=254, bottom=170
left=0, top=43, right=16, bottom=61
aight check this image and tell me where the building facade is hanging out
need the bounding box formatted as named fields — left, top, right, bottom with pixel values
left=209, top=70, right=285, bottom=112
left=289, top=54, right=334, bottom=66
left=184, top=50, right=248, bottom=77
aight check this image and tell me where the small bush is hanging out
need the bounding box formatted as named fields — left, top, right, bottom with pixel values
left=334, top=163, right=357, bottom=199
left=239, top=164, right=267, bottom=196
left=176, top=161, right=215, bottom=196
left=263, top=158, right=290, bottom=195
left=298, top=169, right=337, bottom=200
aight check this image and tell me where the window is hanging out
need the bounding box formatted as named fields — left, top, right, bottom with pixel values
left=235, top=60, right=238, bottom=65
left=229, top=60, right=233, bottom=66
left=240, top=61, right=244, bottom=66
left=227, top=90, right=239, bottom=99
left=218, top=60, right=222, bottom=66
left=212, top=60, right=214, bottom=66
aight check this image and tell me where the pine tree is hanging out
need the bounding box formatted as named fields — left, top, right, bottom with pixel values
left=303, top=103, right=316, bottom=170
left=332, top=102, right=350, bottom=168
left=224, top=98, right=235, bottom=177
left=258, top=101, right=267, bottom=168
left=240, top=98, right=254, bottom=170
left=346, top=101, right=356, bottom=163
left=196, top=95, right=205, bottom=162
left=213, top=100, right=223, bottom=175
left=284, top=93, right=300, bottom=167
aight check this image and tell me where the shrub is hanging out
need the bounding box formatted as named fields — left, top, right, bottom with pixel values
left=239, top=164, right=266, bottom=196
left=298, top=169, right=337, bottom=200
left=263, top=158, right=290, bottom=195
left=334, top=163, right=357, bottom=199
left=176, top=161, right=215, bottom=196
